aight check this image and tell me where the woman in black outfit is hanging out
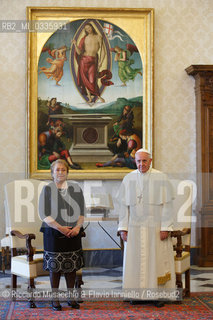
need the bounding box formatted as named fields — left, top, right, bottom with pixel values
left=39, top=159, right=85, bottom=311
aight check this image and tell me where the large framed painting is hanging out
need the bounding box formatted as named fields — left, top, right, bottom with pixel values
left=27, top=7, right=154, bottom=179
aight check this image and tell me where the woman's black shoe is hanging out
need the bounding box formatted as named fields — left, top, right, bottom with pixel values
left=51, top=301, right=62, bottom=311
left=68, top=301, right=80, bottom=309
left=154, top=301, right=165, bottom=308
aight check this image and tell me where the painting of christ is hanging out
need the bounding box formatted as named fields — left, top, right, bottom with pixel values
left=27, top=8, right=153, bottom=179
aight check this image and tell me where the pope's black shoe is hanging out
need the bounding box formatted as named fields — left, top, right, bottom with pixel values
left=68, top=301, right=80, bottom=309
left=130, top=300, right=145, bottom=305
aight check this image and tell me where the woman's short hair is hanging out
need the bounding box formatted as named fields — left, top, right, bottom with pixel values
left=50, top=159, right=69, bottom=178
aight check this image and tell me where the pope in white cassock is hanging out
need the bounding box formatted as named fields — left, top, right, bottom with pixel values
left=118, top=148, right=176, bottom=307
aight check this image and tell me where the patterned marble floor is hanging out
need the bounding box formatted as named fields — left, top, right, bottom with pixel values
left=0, top=265, right=213, bottom=293
left=190, top=266, right=213, bottom=292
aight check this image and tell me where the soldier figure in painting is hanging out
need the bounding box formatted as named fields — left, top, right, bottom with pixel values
left=38, top=125, right=81, bottom=170
left=96, top=129, right=141, bottom=169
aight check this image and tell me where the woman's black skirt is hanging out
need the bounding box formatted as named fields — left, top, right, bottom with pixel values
left=42, top=227, right=84, bottom=273
left=43, top=249, right=84, bottom=273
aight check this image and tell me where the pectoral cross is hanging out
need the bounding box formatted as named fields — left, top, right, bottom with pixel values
left=137, top=194, right=143, bottom=203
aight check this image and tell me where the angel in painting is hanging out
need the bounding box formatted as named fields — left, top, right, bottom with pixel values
left=112, top=44, right=142, bottom=86
left=39, top=46, right=67, bottom=86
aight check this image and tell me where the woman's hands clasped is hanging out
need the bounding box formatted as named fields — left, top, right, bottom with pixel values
left=59, top=225, right=81, bottom=238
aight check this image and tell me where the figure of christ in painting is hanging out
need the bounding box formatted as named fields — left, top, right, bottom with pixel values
left=72, top=23, right=113, bottom=104
left=39, top=46, right=67, bottom=86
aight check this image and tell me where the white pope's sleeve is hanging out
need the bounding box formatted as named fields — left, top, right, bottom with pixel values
left=160, top=176, right=175, bottom=231
left=118, top=203, right=129, bottom=232
left=117, top=176, right=130, bottom=232
left=160, top=200, right=174, bottom=231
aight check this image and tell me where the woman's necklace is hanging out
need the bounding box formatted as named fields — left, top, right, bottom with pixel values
left=58, top=183, right=72, bottom=224
left=58, top=182, right=68, bottom=212
left=57, top=181, right=68, bottom=197
left=58, top=187, right=67, bottom=197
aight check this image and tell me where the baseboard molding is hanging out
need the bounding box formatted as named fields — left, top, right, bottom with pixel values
left=0, top=248, right=200, bottom=270
left=83, top=249, right=123, bottom=267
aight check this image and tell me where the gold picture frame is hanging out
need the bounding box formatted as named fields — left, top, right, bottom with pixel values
left=27, top=7, right=154, bottom=180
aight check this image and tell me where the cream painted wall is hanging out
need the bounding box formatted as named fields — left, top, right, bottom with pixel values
left=1, top=0, right=213, bottom=247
